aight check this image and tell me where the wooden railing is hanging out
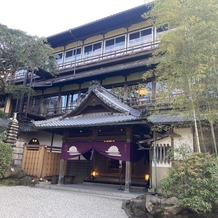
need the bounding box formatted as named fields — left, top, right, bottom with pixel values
left=57, top=40, right=159, bottom=71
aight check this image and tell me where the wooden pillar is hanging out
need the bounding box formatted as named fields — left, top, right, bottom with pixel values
left=58, top=159, right=65, bottom=184
left=125, top=127, right=132, bottom=192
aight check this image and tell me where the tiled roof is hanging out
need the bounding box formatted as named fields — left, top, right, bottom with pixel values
left=34, top=112, right=141, bottom=128
left=147, top=114, right=193, bottom=124
left=33, top=85, right=195, bottom=129
left=91, top=85, right=141, bottom=117
left=64, top=82, right=141, bottom=118
left=0, top=118, right=36, bottom=132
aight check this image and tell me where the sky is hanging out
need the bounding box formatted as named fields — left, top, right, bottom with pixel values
left=0, top=0, right=148, bottom=37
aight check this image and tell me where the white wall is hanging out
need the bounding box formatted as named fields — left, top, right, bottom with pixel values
left=19, top=131, right=63, bottom=148
left=156, top=127, right=194, bottom=160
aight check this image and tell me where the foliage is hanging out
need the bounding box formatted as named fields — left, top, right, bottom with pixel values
left=143, top=0, right=218, bottom=153
left=160, top=152, right=218, bottom=213
left=0, top=23, right=57, bottom=96
left=0, top=141, right=12, bottom=179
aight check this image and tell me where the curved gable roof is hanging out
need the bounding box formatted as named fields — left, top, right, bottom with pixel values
left=65, top=82, right=141, bottom=118
left=34, top=82, right=143, bottom=129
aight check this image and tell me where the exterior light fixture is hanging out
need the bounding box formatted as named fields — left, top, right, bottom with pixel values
left=91, top=170, right=98, bottom=178
left=145, top=173, right=149, bottom=181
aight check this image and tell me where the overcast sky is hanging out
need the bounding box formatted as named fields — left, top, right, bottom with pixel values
left=0, top=0, right=148, bottom=37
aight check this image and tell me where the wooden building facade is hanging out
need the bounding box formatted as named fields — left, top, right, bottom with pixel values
left=1, top=4, right=195, bottom=192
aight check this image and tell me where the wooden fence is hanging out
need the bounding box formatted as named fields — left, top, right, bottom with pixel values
left=22, top=145, right=60, bottom=178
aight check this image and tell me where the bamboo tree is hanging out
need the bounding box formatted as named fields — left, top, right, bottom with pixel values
left=143, top=0, right=218, bottom=152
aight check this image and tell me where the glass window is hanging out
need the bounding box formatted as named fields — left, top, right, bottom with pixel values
left=61, top=95, right=68, bottom=112
left=105, top=36, right=125, bottom=52
left=157, top=24, right=169, bottom=33
left=116, top=36, right=125, bottom=48
left=141, top=28, right=152, bottom=43
left=49, top=96, right=59, bottom=114
left=105, top=39, right=114, bottom=52
left=65, top=48, right=82, bottom=63
left=56, top=53, right=63, bottom=65
left=141, top=28, right=152, bottom=36
left=15, top=69, right=26, bottom=79
left=41, top=96, right=59, bottom=115
left=75, top=48, right=82, bottom=60
left=84, top=42, right=102, bottom=58
left=156, top=24, right=169, bottom=39
left=129, top=32, right=140, bottom=46
left=129, top=28, right=152, bottom=46
left=68, top=93, right=78, bottom=109
left=129, top=32, right=140, bottom=41
left=66, top=50, right=73, bottom=58
left=84, top=45, right=92, bottom=54
left=93, top=42, right=102, bottom=54
left=30, top=97, right=41, bottom=114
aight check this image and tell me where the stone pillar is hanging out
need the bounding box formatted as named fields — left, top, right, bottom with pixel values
left=12, top=139, right=25, bottom=166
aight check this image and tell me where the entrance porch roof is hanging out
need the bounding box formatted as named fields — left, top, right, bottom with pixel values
left=34, top=112, right=145, bottom=129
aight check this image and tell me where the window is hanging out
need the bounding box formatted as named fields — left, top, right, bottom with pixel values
left=105, top=35, right=125, bottom=52
left=156, top=24, right=169, bottom=39
left=15, top=69, right=26, bottom=79
left=68, top=93, right=78, bottom=109
left=49, top=96, right=59, bottom=114
left=128, top=83, right=153, bottom=105
left=129, top=27, right=152, bottom=46
left=141, top=28, right=152, bottom=42
left=84, top=42, right=102, bottom=58
left=56, top=53, right=63, bottom=65
left=41, top=96, right=59, bottom=115
left=31, top=98, right=41, bottom=114
left=61, top=95, right=68, bottom=112
left=65, top=48, right=82, bottom=62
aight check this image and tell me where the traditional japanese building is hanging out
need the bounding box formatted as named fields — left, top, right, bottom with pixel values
left=1, top=3, right=195, bottom=192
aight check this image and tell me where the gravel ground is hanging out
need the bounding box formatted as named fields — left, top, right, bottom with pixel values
left=0, top=186, right=127, bottom=218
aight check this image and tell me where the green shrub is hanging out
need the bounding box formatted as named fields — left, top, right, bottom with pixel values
left=160, top=152, right=218, bottom=213
left=0, top=141, right=12, bottom=178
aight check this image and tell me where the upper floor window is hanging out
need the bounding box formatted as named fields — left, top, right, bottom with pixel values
left=129, top=27, right=152, bottom=46
left=105, top=35, right=125, bottom=53
left=56, top=53, right=63, bottom=65
left=68, top=93, right=78, bottom=109
left=65, top=48, right=82, bottom=62
left=61, top=95, right=68, bottom=112
left=84, top=42, right=102, bottom=58
left=15, top=69, right=26, bottom=79
left=156, top=24, right=169, bottom=38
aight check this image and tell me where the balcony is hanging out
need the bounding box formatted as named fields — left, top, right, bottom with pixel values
left=56, top=40, right=159, bottom=72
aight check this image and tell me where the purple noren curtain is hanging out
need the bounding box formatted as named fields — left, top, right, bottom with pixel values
left=61, top=141, right=143, bottom=162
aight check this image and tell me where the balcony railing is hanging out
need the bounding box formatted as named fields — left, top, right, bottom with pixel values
left=25, top=97, right=152, bottom=118
left=57, top=40, right=159, bottom=71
